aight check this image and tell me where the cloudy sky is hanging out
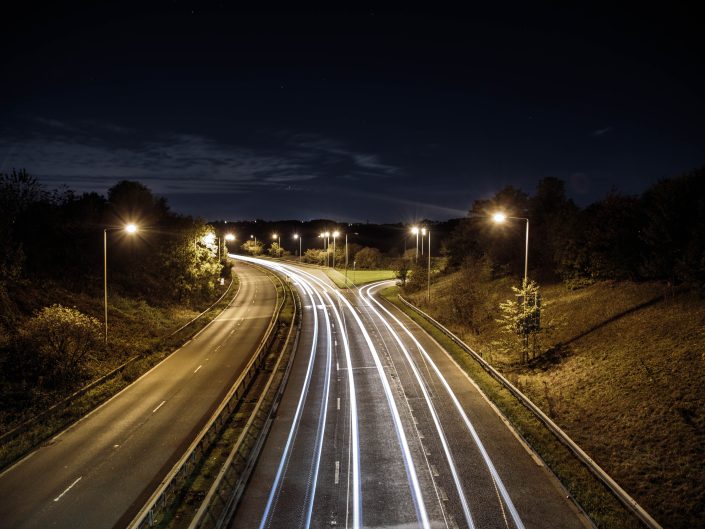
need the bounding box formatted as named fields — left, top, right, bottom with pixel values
left=1, top=4, right=703, bottom=222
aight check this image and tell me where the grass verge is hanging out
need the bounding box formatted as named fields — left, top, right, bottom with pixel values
left=325, top=268, right=396, bottom=288
left=380, top=285, right=644, bottom=529
left=0, top=275, right=240, bottom=471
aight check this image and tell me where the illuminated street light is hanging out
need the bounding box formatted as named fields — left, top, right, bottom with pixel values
left=293, top=233, right=301, bottom=263
left=411, top=226, right=420, bottom=262
left=104, top=223, right=139, bottom=344
left=492, top=211, right=529, bottom=284
left=421, top=227, right=427, bottom=256
left=332, top=231, right=340, bottom=268
left=272, top=233, right=280, bottom=254
left=225, top=233, right=235, bottom=241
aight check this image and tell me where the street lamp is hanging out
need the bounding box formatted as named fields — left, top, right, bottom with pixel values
left=293, top=233, right=302, bottom=263
left=421, top=227, right=427, bottom=256
left=332, top=231, right=339, bottom=268
left=104, top=223, right=139, bottom=344
left=492, top=211, right=530, bottom=285
left=427, top=229, right=431, bottom=303
left=224, top=233, right=235, bottom=258
left=272, top=233, right=280, bottom=256
left=411, top=226, right=419, bottom=262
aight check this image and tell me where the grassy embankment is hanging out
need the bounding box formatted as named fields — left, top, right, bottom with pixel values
left=391, top=273, right=704, bottom=529
left=325, top=268, right=395, bottom=288
left=0, top=276, right=238, bottom=470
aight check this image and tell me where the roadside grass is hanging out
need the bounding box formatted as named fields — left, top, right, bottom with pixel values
left=325, top=268, right=396, bottom=288
left=400, top=275, right=705, bottom=529
left=0, top=276, right=239, bottom=471
left=380, top=285, right=642, bottom=529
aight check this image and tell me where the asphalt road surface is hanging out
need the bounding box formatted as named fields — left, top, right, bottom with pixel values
left=231, top=257, right=593, bottom=529
left=0, top=261, right=277, bottom=529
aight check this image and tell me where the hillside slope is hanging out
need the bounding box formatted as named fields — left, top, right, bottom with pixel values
left=406, top=275, right=705, bottom=529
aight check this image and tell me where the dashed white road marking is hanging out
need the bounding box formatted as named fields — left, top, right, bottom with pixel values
left=53, top=476, right=82, bottom=502
left=337, top=397, right=340, bottom=410
left=152, top=400, right=166, bottom=413
left=334, top=461, right=340, bottom=484
left=194, top=365, right=202, bottom=373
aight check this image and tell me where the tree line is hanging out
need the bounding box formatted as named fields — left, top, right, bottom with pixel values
left=443, top=167, right=705, bottom=288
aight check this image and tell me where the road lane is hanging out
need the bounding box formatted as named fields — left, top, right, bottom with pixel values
left=230, top=259, right=593, bottom=529
left=0, top=261, right=278, bottom=529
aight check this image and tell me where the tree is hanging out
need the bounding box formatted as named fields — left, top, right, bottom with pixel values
left=354, top=247, right=383, bottom=269
left=394, top=259, right=410, bottom=287
left=496, top=280, right=543, bottom=364
left=241, top=239, right=264, bottom=255
left=303, top=248, right=326, bottom=265
left=19, top=305, right=101, bottom=384
left=268, top=242, right=284, bottom=257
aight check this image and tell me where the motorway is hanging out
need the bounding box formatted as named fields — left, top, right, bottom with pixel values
left=0, top=261, right=278, bottom=529
left=231, top=257, right=592, bottom=529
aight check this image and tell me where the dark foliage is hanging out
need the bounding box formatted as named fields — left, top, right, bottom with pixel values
left=446, top=168, right=705, bottom=288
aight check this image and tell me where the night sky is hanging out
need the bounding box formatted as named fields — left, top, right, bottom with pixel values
left=2, top=3, right=703, bottom=222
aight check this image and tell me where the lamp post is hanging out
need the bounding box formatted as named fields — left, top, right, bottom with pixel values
left=421, top=227, right=427, bottom=256
left=293, top=233, right=302, bottom=262
left=427, top=229, right=432, bottom=303
left=272, top=233, right=280, bottom=257
left=104, top=223, right=138, bottom=344
left=411, top=226, right=419, bottom=262
left=224, top=233, right=235, bottom=258
left=332, top=231, right=339, bottom=268
left=492, top=212, right=530, bottom=285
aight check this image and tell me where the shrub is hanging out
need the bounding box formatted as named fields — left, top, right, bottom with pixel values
left=19, top=304, right=101, bottom=385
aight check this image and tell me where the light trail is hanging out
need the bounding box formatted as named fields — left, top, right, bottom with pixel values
left=249, top=260, right=320, bottom=529
left=357, top=283, right=477, bottom=529
left=236, top=256, right=360, bottom=529
left=279, top=264, right=431, bottom=529
left=363, top=281, right=526, bottom=529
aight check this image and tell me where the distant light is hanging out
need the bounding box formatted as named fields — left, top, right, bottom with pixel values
left=421, top=228, right=427, bottom=235
left=125, top=223, right=138, bottom=234
left=225, top=233, right=235, bottom=241
left=492, top=212, right=507, bottom=223
left=411, top=226, right=419, bottom=235
left=272, top=233, right=278, bottom=239
left=324, top=231, right=330, bottom=237
left=293, top=233, right=299, bottom=239
left=333, top=231, right=340, bottom=238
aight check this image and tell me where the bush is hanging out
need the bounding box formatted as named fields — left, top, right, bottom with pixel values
left=354, top=247, right=383, bottom=269
left=19, top=304, right=101, bottom=385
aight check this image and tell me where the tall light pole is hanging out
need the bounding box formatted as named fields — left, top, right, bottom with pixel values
left=104, top=223, right=139, bottom=344
left=344, top=233, right=348, bottom=285
left=427, top=229, right=431, bottom=303
left=293, top=233, right=301, bottom=262
left=272, top=233, right=280, bottom=257
left=411, top=226, right=419, bottom=262
left=224, top=233, right=235, bottom=258
left=492, top=212, right=530, bottom=285
left=332, top=231, right=339, bottom=268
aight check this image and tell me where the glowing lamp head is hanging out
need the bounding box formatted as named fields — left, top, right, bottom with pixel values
left=125, top=223, right=138, bottom=234
left=272, top=233, right=278, bottom=239
left=225, top=233, right=235, bottom=241
left=202, top=232, right=216, bottom=245
left=492, top=212, right=507, bottom=224
left=421, top=228, right=427, bottom=235
left=411, top=226, right=419, bottom=235
left=293, top=233, right=299, bottom=239
left=332, top=231, right=340, bottom=238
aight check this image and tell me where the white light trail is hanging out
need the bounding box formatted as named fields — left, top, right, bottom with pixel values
left=358, top=283, right=476, bottom=529
left=364, top=281, right=526, bottom=529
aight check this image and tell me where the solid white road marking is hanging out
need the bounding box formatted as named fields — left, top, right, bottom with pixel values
left=53, top=476, right=82, bottom=502
left=152, top=400, right=166, bottom=413
left=194, top=365, right=202, bottom=373
left=335, top=461, right=340, bottom=484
